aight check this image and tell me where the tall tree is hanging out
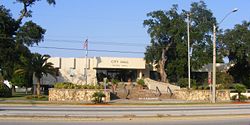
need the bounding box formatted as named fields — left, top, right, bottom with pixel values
left=144, top=1, right=217, bottom=83
left=220, top=21, right=250, bottom=88
left=16, top=53, right=55, bottom=96
left=0, top=0, right=55, bottom=81
left=144, top=5, right=186, bottom=82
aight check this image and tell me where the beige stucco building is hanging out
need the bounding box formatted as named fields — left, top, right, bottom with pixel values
left=37, top=57, right=151, bottom=85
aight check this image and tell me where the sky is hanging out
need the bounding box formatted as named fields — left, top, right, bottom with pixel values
left=1, top=0, right=250, bottom=58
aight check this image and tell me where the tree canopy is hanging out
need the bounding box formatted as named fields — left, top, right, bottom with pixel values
left=221, top=21, right=250, bottom=87
left=0, top=0, right=55, bottom=81
left=144, top=1, right=217, bottom=83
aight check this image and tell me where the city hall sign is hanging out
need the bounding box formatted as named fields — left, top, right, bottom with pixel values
left=94, top=57, right=145, bottom=69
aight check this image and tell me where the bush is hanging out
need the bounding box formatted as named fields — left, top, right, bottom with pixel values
left=234, top=84, right=247, bottom=94
left=231, top=94, right=248, bottom=101
left=54, top=82, right=103, bottom=89
left=231, top=95, right=237, bottom=100
left=0, top=83, right=12, bottom=97
left=239, top=95, right=248, bottom=101
left=137, top=79, right=145, bottom=86
left=177, top=78, right=196, bottom=88
left=111, top=79, right=119, bottom=85
left=233, top=84, right=247, bottom=101
left=216, top=72, right=234, bottom=89
left=96, top=85, right=104, bottom=89
left=92, top=91, right=106, bottom=104
left=54, top=82, right=73, bottom=89
left=196, top=85, right=210, bottom=90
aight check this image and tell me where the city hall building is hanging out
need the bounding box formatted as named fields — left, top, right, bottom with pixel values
left=40, top=57, right=151, bottom=85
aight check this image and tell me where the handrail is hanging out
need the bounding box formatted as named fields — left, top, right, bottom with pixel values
left=156, top=86, right=162, bottom=97
left=167, top=86, right=173, bottom=97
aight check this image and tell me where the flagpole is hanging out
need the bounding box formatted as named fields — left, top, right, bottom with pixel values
left=84, top=39, right=88, bottom=85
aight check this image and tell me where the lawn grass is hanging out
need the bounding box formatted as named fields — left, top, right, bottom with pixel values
left=0, top=92, right=48, bottom=101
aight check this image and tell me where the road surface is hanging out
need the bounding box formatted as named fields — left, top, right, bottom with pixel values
left=0, top=116, right=250, bottom=125
left=0, top=104, right=250, bottom=117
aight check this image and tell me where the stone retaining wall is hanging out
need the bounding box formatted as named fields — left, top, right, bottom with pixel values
left=174, top=89, right=230, bottom=102
left=49, top=88, right=110, bottom=102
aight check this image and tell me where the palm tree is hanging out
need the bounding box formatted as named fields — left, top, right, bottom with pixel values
left=16, top=53, right=55, bottom=96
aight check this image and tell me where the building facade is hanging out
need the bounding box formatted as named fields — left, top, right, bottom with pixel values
left=37, top=57, right=150, bottom=85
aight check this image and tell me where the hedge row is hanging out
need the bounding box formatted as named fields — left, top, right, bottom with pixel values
left=54, top=82, right=104, bottom=89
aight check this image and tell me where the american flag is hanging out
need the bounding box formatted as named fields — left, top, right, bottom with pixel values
left=83, top=39, right=88, bottom=49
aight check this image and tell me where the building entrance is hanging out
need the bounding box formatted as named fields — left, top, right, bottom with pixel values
left=96, top=69, right=137, bottom=82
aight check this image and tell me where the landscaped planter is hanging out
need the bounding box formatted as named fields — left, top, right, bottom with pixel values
left=49, top=88, right=110, bottom=102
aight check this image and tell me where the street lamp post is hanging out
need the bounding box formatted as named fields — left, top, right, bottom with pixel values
left=212, top=8, right=238, bottom=103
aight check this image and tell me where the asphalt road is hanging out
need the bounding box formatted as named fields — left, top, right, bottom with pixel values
left=0, top=117, right=250, bottom=125
left=1, top=104, right=250, bottom=117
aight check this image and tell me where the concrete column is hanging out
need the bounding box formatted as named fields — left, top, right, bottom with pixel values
left=139, top=70, right=142, bottom=79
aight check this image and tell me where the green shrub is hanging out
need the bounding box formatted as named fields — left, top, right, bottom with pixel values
left=177, top=78, right=196, bottom=88
left=234, top=84, right=247, bottom=94
left=191, top=85, right=197, bottom=90
left=137, top=79, right=145, bottom=86
left=54, top=82, right=74, bottom=89
left=96, top=85, right=104, bottom=89
left=111, top=79, right=119, bottom=85
left=231, top=95, right=237, bottom=100
left=196, top=85, right=210, bottom=90
left=197, top=86, right=203, bottom=90
left=203, top=85, right=210, bottom=90
left=88, top=85, right=95, bottom=89
left=0, top=83, right=12, bottom=97
left=216, top=72, right=234, bottom=89
left=239, top=95, right=248, bottom=101
left=92, top=91, right=106, bottom=104
left=231, top=94, right=248, bottom=101
left=233, top=84, right=247, bottom=101
left=54, top=82, right=103, bottom=89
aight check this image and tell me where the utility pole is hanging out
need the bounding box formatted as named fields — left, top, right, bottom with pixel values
left=212, top=24, right=216, bottom=103
left=212, top=8, right=238, bottom=103
left=187, top=13, right=191, bottom=89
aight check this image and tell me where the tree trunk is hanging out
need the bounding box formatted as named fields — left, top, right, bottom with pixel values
left=159, top=59, right=167, bottom=82
left=11, top=86, right=16, bottom=95
left=158, top=47, right=168, bottom=83
left=37, top=78, right=41, bottom=96
left=158, top=41, right=173, bottom=83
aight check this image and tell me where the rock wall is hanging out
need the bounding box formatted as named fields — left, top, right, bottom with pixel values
left=49, top=88, right=110, bottom=102
left=174, top=89, right=230, bottom=102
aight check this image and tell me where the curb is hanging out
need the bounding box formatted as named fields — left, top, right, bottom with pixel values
left=0, top=114, right=250, bottom=121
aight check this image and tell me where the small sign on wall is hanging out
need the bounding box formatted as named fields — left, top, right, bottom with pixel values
left=208, top=72, right=211, bottom=84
